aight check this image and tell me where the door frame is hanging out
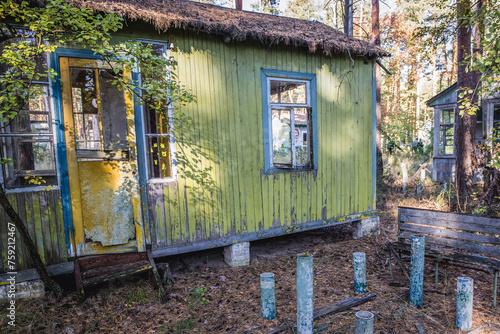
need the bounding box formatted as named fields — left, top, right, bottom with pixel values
left=50, top=48, right=146, bottom=257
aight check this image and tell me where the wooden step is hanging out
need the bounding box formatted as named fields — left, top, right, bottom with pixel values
left=74, top=250, right=166, bottom=302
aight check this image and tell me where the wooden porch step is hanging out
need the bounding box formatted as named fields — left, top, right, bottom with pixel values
left=74, top=250, right=166, bottom=302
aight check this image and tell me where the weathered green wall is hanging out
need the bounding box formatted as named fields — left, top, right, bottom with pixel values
left=0, top=24, right=375, bottom=269
left=0, top=190, right=66, bottom=272
left=146, top=29, right=375, bottom=250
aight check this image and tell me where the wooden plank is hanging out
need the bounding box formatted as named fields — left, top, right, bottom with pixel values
left=400, top=212, right=500, bottom=235
left=253, top=44, right=266, bottom=231
left=400, top=207, right=500, bottom=228
left=198, top=33, right=211, bottom=240
left=15, top=193, right=30, bottom=269
left=400, top=223, right=500, bottom=246
left=170, top=181, right=181, bottom=244
left=249, top=43, right=263, bottom=233
left=163, top=183, right=174, bottom=246
left=9, top=195, right=23, bottom=269
left=0, top=262, right=74, bottom=285
left=390, top=241, right=500, bottom=271
left=162, top=184, right=170, bottom=246
left=263, top=293, right=377, bottom=334
left=223, top=38, right=241, bottom=235
left=78, top=252, right=147, bottom=271
left=329, top=54, right=338, bottom=217
left=175, top=30, right=189, bottom=243
left=207, top=35, right=222, bottom=238
left=188, top=31, right=202, bottom=241
left=155, top=184, right=165, bottom=247
left=147, top=185, right=158, bottom=246
left=32, top=193, right=45, bottom=264
left=399, top=231, right=500, bottom=256
left=217, top=39, right=234, bottom=236
left=0, top=198, right=7, bottom=272
left=54, top=191, right=67, bottom=261
left=47, top=192, right=60, bottom=264
left=237, top=41, right=254, bottom=233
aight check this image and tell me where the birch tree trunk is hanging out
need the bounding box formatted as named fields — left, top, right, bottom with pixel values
left=372, top=0, right=383, bottom=176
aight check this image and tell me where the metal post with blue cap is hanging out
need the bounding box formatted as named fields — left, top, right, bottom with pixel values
left=456, top=277, right=474, bottom=330
left=297, top=253, right=314, bottom=334
left=260, top=272, right=276, bottom=319
left=353, top=252, right=367, bottom=293
left=409, top=235, right=425, bottom=307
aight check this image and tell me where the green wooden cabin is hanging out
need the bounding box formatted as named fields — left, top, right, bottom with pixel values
left=0, top=0, right=387, bottom=278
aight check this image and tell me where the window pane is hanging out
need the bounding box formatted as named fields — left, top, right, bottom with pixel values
left=99, top=69, right=128, bottom=150
left=270, top=80, right=306, bottom=104
left=147, top=136, right=171, bottom=178
left=145, top=109, right=171, bottom=178
left=294, top=108, right=309, bottom=165
left=494, top=105, right=500, bottom=122
left=7, top=111, right=51, bottom=134
left=440, top=109, right=454, bottom=124
left=440, top=125, right=454, bottom=155
left=29, top=85, right=50, bottom=111
left=71, top=68, right=101, bottom=150
left=272, top=109, right=292, bottom=165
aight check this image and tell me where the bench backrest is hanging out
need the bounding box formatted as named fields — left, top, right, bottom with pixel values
left=398, top=207, right=500, bottom=257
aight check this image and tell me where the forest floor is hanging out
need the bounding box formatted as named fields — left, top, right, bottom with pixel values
left=2, top=188, right=500, bottom=333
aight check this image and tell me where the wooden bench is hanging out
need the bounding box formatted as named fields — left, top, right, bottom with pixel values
left=387, top=206, right=500, bottom=307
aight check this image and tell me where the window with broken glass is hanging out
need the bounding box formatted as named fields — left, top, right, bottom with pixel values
left=0, top=30, right=57, bottom=189
left=140, top=42, right=174, bottom=180
left=268, top=78, right=312, bottom=169
left=439, top=109, right=454, bottom=156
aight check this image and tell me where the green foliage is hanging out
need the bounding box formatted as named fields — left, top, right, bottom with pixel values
left=173, top=318, right=196, bottom=334
left=186, top=287, right=209, bottom=311
left=0, top=0, right=195, bottom=151
left=125, top=286, right=149, bottom=305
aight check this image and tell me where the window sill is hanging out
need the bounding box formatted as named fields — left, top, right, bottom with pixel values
left=4, top=185, right=60, bottom=194
left=147, top=177, right=177, bottom=184
left=433, top=155, right=456, bottom=159
left=261, top=167, right=317, bottom=175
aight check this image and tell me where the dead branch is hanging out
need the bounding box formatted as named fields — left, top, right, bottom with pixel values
left=264, top=293, right=376, bottom=334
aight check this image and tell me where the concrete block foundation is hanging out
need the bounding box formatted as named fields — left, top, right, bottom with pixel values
left=352, top=217, right=380, bottom=239
left=0, top=279, right=45, bottom=300
left=224, top=242, right=250, bottom=267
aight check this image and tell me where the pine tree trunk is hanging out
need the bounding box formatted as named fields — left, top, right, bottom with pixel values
left=0, top=186, right=64, bottom=299
left=455, top=0, right=476, bottom=201
left=372, top=0, right=383, bottom=177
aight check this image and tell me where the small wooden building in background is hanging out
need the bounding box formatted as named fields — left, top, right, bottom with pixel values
left=427, top=83, right=500, bottom=182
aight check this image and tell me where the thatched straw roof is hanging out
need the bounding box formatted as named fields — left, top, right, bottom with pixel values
left=60, top=0, right=389, bottom=58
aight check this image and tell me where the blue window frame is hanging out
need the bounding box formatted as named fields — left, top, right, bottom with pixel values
left=261, top=69, right=317, bottom=173
left=136, top=39, right=177, bottom=183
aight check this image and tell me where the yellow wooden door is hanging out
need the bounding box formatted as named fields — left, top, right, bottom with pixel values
left=60, top=57, right=145, bottom=256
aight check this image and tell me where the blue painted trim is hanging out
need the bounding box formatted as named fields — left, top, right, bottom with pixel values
left=132, top=71, right=151, bottom=244
left=261, top=69, right=318, bottom=172
left=49, top=51, right=73, bottom=257
left=310, top=75, right=318, bottom=169
left=262, top=69, right=316, bottom=81
left=53, top=48, right=103, bottom=59
left=261, top=70, right=271, bottom=171
left=372, top=61, right=377, bottom=210
left=152, top=210, right=377, bottom=258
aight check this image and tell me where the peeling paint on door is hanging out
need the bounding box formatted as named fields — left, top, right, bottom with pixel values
left=79, top=161, right=135, bottom=246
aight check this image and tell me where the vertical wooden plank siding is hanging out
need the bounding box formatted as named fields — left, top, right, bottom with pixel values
left=147, top=32, right=375, bottom=250
left=0, top=190, right=66, bottom=272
